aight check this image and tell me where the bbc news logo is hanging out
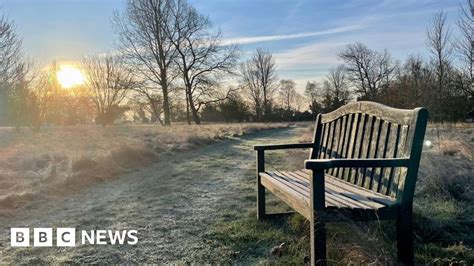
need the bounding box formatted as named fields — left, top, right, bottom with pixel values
left=11, top=228, right=138, bottom=247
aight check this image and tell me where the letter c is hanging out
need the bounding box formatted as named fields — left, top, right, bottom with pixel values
left=61, top=232, right=71, bottom=243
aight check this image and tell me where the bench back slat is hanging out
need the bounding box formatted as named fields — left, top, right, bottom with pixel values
left=311, top=101, right=428, bottom=203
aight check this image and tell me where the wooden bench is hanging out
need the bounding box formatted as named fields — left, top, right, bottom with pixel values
left=254, top=101, right=428, bottom=265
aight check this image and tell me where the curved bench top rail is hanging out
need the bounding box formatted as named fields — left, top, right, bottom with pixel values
left=320, top=101, right=416, bottom=125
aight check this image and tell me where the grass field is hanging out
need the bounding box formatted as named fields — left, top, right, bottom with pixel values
left=0, top=123, right=289, bottom=211
left=0, top=122, right=471, bottom=264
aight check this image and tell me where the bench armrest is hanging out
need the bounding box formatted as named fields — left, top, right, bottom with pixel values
left=304, top=158, right=410, bottom=170
left=254, top=143, right=314, bottom=151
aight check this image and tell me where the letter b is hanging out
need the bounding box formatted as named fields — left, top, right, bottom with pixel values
left=11, top=228, right=30, bottom=247
left=34, top=228, right=52, bottom=247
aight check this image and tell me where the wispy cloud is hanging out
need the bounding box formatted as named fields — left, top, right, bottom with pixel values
left=223, top=24, right=364, bottom=45
left=274, top=41, right=346, bottom=71
left=341, top=0, right=442, bottom=11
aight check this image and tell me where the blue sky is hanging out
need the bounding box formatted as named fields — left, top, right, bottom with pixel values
left=0, top=0, right=462, bottom=91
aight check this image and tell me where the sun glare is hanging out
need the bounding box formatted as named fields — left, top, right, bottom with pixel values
left=57, top=65, right=85, bottom=89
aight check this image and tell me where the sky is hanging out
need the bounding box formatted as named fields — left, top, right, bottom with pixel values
left=0, top=0, right=463, bottom=92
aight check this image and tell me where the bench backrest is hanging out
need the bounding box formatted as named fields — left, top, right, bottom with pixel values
left=310, top=101, right=428, bottom=204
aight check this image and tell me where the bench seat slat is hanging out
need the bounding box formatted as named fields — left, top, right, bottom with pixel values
left=265, top=171, right=348, bottom=209
left=281, top=171, right=375, bottom=209
left=288, top=171, right=388, bottom=209
left=296, top=170, right=396, bottom=206
left=259, top=170, right=397, bottom=218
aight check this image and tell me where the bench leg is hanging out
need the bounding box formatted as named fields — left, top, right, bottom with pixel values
left=309, top=169, right=327, bottom=265
left=257, top=150, right=266, bottom=220
left=397, top=208, right=414, bottom=265
left=257, top=180, right=266, bottom=220
left=311, top=214, right=327, bottom=266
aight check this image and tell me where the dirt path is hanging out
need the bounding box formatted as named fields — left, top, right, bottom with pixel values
left=0, top=127, right=302, bottom=263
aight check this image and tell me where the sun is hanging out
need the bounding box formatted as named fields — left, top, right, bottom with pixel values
left=57, top=65, right=85, bottom=89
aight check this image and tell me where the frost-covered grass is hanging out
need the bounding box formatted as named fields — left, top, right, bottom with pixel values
left=0, top=123, right=289, bottom=210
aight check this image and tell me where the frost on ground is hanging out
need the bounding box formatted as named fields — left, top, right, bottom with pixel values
left=0, top=123, right=288, bottom=210
left=0, top=123, right=471, bottom=264
left=0, top=126, right=301, bottom=263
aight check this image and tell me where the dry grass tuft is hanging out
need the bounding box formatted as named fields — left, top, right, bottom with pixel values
left=438, top=139, right=473, bottom=159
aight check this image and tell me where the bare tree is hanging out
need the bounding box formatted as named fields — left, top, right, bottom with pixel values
left=454, top=0, right=473, bottom=96
left=304, top=81, right=323, bottom=115
left=388, top=55, right=432, bottom=108
left=240, top=61, right=263, bottom=121
left=240, top=49, right=278, bottom=122
left=325, top=65, right=351, bottom=109
left=81, top=55, right=135, bottom=126
left=0, top=16, right=26, bottom=86
left=427, top=11, right=453, bottom=97
left=0, top=16, right=30, bottom=126
left=278, top=79, right=297, bottom=112
left=339, top=43, right=397, bottom=100
left=293, top=93, right=305, bottom=113
left=254, top=49, right=278, bottom=121
left=24, top=68, right=58, bottom=130
left=114, top=0, right=176, bottom=126
left=166, top=0, right=238, bottom=124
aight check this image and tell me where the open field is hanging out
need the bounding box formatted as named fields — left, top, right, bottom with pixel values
left=0, top=123, right=289, bottom=211
left=0, top=123, right=471, bottom=264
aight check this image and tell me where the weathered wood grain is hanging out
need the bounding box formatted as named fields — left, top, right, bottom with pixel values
left=321, top=101, right=415, bottom=125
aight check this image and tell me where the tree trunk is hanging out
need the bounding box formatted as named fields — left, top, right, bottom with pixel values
left=190, top=104, right=200, bottom=124
left=263, top=89, right=268, bottom=122
left=185, top=90, right=191, bottom=125
left=161, top=78, right=171, bottom=126
left=186, top=86, right=201, bottom=124
left=255, top=100, right=261, bottom=122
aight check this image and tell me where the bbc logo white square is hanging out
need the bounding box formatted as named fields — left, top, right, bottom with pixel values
left=57, top=228, right=76, bottom=247
left=34, top=228, right=53, bottom=247
left=11, top=228, right=30, bottom=247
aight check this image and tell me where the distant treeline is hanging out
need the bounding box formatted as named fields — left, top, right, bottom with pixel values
left=0, top=0, right=472, bottom=130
